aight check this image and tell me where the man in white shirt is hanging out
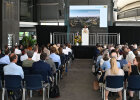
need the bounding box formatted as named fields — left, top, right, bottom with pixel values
left=0, top=50, right=10, bottom=64
left=32, top=46, right=40, bottom=61
left=4, top=53, right=24, bottom=79
left=14, top=46, right=22, bottom=55
left=20, top=49, right=28, bottom=61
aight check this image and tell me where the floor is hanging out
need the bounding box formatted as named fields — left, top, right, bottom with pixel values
left=28, top=59, right=102, bottom=100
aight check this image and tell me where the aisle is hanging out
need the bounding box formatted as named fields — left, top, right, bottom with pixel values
left=50, top=59, right=101, bottom=100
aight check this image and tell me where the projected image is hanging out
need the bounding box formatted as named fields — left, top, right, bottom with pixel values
left=70, top=10, right=100, bottom=28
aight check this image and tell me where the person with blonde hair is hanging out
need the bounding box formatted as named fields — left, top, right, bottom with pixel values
left=104, top=58, right=124, bottom=100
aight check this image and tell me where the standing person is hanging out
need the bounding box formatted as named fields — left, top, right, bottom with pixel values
left=104, top=58, right=124, bottom=100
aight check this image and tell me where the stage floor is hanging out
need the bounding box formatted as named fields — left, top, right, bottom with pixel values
left=72, top=46, right=97, bottom=59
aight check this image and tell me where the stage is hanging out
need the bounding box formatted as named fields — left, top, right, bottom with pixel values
left=72, top=46, right=97, bottom=59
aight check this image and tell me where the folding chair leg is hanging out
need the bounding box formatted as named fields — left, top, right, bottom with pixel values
left=124, top=89, right=126, bottom=100
left=56, top=73, right=58, bottom=85
left=139, top=91, right=140, bottom=100
left=48, top=84, right=50, bottom=98
left=103, top=88, right=105, bottom=100
left=2, top=88, right=5, bottom=100
left=30, top=90, right=32, bottom=98
left=59, top=70, right=61, bottom=82
left=43, top=88, right=46, bottom=100
left=22, top=88, right=26, bottom=100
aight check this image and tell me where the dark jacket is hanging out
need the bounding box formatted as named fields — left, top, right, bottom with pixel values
left=32, top=60, right=52, bottom=82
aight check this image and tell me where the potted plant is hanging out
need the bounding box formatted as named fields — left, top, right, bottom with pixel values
left=21, top=36, right=36, bottom=49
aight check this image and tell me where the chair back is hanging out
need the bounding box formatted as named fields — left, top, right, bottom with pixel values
left=54, top=62, right=59, bottom=69
left=0, top=76, right=2, bottom=89
left=128, top=75, right=140, bottom=91
left=106, top=76, right=124, bottom=88
left=4, top=75, right=22, bottom=90
left=22, top=67, right=32, bottom=75
left=24, top=75, right=43, bottom=90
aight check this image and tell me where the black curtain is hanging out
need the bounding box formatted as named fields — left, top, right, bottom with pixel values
left=108, top=26, right=140, bottom=45
left=36, top=25, right=67, bottom=46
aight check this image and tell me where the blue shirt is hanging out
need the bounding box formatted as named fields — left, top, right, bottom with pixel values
left=49, top=53, right=61, bottom=66
left=118, top=59, right=128, bottom=68
left=4, top=62, right=24, bottom=79
left=0, top=55, right=10, bottom=64
left=101, top=60, right=121, bottom=71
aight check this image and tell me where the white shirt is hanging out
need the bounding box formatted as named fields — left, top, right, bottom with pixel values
left=14, top=48, right=22, bottom=55
left=32, top=52, right=40, bottom=62
left=20, top=54, right=28, bottom=61
left=0, top=55, right=10, bottom=64
left=63, top=49, right=69, bottom=55
left=4, top=62, right=24, bottom=79
left=126, top=51, right=135, bottom=64
left=66, top=47, right=72, bottom=53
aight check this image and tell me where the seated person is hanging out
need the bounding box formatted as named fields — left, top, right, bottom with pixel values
left=49, top=47, right=61, bottom=66
left=3, top=53, right=24, bottom=79
left=58, top=47, right=66, bottom=65
left=32, top=53, right=52, bottom=83
left=22, top=51, right=34, bottom=67
left=20, top=49, right=28, bottom=62
left=128, top=57, right=140, bottom=100
left=104, top=58, right=124, bottom=100
left=101, top=50, right=121, bottom=71
left=0, top=50, right=10, bottom=64
left=14, top=45, right=22, bottom=55
left=45, top=53, right=56, bottom=74
left=0, top=48, right=4, bottom=58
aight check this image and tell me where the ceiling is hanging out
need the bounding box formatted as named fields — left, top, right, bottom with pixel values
left=116, top=0, right=140, bottom=9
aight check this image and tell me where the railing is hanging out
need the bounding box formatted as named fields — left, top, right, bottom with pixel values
left=52, top=32, right=120, bottom=45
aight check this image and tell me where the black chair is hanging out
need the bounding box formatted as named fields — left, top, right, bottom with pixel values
left=2, top=75, right=23, bottom=100
left=22, top=67, right=32, bottom=75
left=23, top=75, right=50, bottom=100
left=103, top=76, right=124, bottom=100
left=125, top=75, right=140, bottom=100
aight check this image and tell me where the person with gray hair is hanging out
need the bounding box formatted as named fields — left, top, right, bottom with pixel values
left=22, top=50, right=34, bottom=67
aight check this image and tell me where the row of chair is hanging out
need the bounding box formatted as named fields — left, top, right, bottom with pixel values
left=100, top=75, right=140, bottom=100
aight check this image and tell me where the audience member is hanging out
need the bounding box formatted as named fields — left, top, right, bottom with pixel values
left=22, top=51, right=34, bottom=67
left=50, top=47, right=61, bottom=66
left=14, top=45, right=22, bottom=55
left=32, top=53, right=52, bottom=82
left=32, top=46, right=40, bottom=61
left=20, top=49, right=28, bottom=61
left=104, top=58, right=124, bottom=100
left=128, top=57, right=140, bottom=100
left=3, top=53, right=24, bottom=79
left=0, top=50, right=10, bottom=64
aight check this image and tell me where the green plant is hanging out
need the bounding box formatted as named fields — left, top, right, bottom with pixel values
left=21, top=36, right=36, bottom=48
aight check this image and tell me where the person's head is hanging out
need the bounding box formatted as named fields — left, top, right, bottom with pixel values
left=38, top=47, right=42, bottom=53
left=50, top=47, right=56, bottom=53
left=110, top=58, right=119, bottom=74
left=133, top=57, right=140, bottom=72
left=40, top=53, right=47, bottom=60
left=58, top=47, right=63, bottom=55
left=15, top=45, right=18, bottom=49
left=24, top=49, right=28, bottom=54
left=4, top=45, right=9, bottom=50
left=134, top=44, right=137, bottom=49
left=103, top=53, right=109, bottom=61
left=133, top=50, right=139, bottom=57
left=33, top=46, right=38, bottom=52
left=122, top=52, right=127, bottom=59
left=110, top=50, right=117, bottom=59
left=5, top=50, right=10, bottom=55
left=128, top=45, right=134, bottom=51
left=27, top=51, right=34, bottom=58
left=9, top=53, right=18, bottom=63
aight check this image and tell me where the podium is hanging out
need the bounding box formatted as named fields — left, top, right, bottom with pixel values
left=82, top=28, right=89, bottom=45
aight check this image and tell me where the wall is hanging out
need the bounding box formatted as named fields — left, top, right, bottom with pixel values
left=1, top=0, right=19, bottom=49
